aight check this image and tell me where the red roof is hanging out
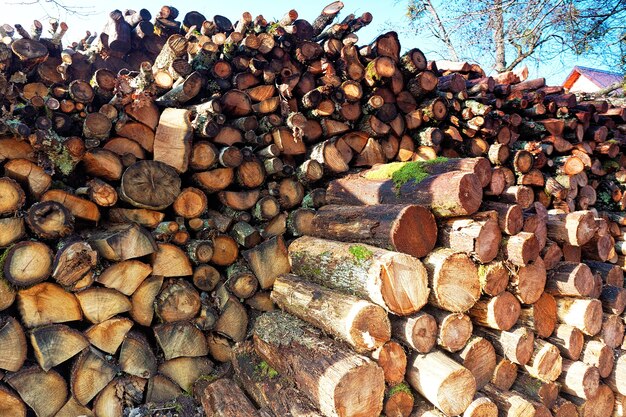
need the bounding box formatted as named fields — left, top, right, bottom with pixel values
left=563, top=66, right=623, bottom=93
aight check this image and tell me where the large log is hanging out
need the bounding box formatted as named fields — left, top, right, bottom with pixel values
left=253, top=311, right=385, bottom=417
left=327, top=170, right=483, bottom=218
left=308, top=204, right=438, bottom=258
left=289, top=236, right=429, bottom=315
left=271, top=274, right=391, bottom=352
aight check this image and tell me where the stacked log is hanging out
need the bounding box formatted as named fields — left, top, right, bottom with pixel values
left=1, top=2, right=626, bottom=417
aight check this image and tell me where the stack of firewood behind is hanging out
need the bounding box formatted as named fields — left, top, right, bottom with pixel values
left=0, top=2, right=626, bottom=417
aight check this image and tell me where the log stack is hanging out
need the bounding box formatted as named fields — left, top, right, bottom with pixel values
left=0, top=2, right=626, bottom=417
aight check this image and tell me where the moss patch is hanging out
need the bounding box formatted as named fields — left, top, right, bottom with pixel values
left=364, top=157, right=449, bottom=189
left=387, top=382, right=413, bottom=398
left=0, top=245, right=13, bottom=280
left=349, top=245, right=373, bottom=262
left=255, top=360, right=279, bottom=379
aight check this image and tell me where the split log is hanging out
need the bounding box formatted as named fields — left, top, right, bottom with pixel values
left=0, top=317, right=27, bottom=372
left=30, top=324, right=89, bottom=371
left=6, top=367, right=67, bottom=417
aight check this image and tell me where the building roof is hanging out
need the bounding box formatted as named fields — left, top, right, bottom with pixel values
left=563, top=66, right=623, bottom=92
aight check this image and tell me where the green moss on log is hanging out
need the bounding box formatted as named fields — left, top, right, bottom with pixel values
left=364, top=157, right=449, bottom=189
left=255, top=360, right=279, bottom=379
left=349, top=245, right=373, bottom=262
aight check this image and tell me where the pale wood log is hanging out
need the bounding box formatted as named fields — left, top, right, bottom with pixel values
left=423, top=248, right=480, bottom=313
left=253, top=311, right=385, bottom=417
left=271, top=274, right=391, bottom=352
left=391, top=312, right=437, bottom=353
left=406, top=349, right=476, bottom=416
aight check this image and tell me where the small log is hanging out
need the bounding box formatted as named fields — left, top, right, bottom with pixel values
left=492, top=355, right=518, bottom=391
left=545, top=262, right=594, bottom=297
left=423, top=306, right=473, bottom=352
left=467, top=291, right=521, bottom=331
left=450, top=336, right=496, bottom=389
left=253, top=311, right=385, bottom=417
left=477, top=261, right=509, bottom=296
left=423, top=248, right=480, bottom=313
left=390, top=312, right=437, bottom=353
left=518, top=292, right=557, bottom=338
left=512, top=372, right=559, bottom=408
left=473, top=325, right=534, bottom=366
left=547, top=210, right=597, bottom=246
left=438, top=211, right=501, bottom=263
left=555, top=297, right=603, bottom=336
left=3, top=241, right=53, bottom=287
left=155, top=279, right=200, bottom=322
left=406, top=349, right=477, bottom=416
left=508, top=257, right=547, bottom=304
left=564, top=384, right=615, bottom=417
left=0, top=218, right=25, bottom=247
left=481, top=201, right=523, bottom=235
left=523, top=339, right=563, bottom=382
left=558, top=359, right=600, bottom=400
left=581, top=340, right=614, bottom=378
left=372, top=341, right=407, bottom=386
left=546, top=323, right=585, bottom=361
left=309, top=204, right=437, bottom=258
left=120, top=160, right=181, bottom=210
left=0, top=177, right=25, bottom=215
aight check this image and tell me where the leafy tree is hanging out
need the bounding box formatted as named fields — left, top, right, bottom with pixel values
left=406, top=0, right=626, bottom=73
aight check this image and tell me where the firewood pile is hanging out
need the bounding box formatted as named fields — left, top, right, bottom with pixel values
left=1, top=2, right=626, bottom=417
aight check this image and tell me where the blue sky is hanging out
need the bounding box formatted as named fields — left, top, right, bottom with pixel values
left=1, top=0, right=610, bottom=84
